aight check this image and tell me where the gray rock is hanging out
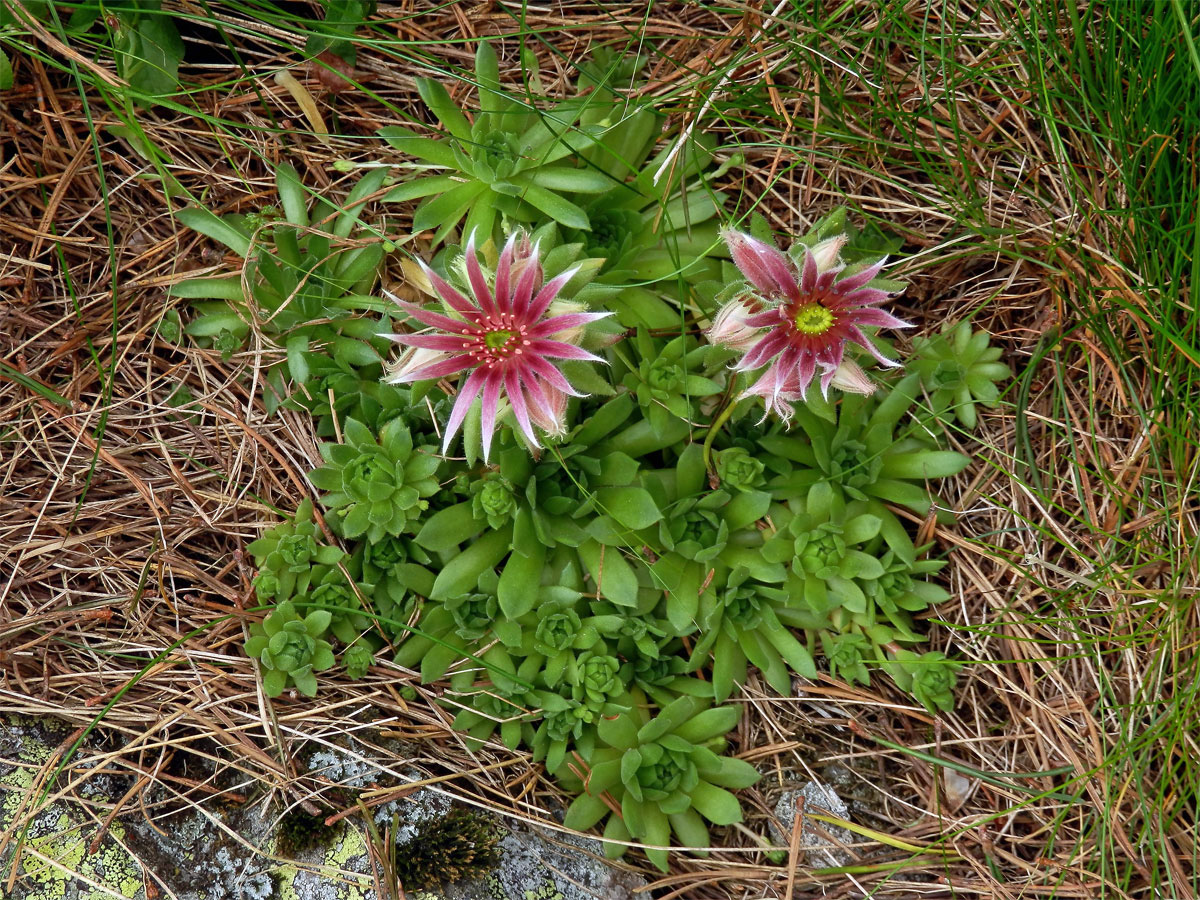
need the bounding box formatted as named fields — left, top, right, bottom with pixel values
left=0, top=715, right=645, bottom=900
left=769, top=780, right=855, bottom=867
left=438, top=826, right=644, bottom=900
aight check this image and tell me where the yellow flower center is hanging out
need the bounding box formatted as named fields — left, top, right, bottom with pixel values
left=484, top=330, right=514, bottom=350
left=794, top=303, right=834, bottom=335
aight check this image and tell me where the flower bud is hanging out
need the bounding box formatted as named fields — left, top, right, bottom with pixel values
left=398, top=259, right=434, bottom=297
left=706, top=298, right=761, bottom=352
left=722, top=229, right=797, bottom=299
left=509, top=233, right=542, bottom=286
left=826, top=358, right=877, bottom=397
left=808, top=234, right=848, bottom=274
left=546, top=298, right=589, bottom=346
left=383, top=345, right=451, bottom=384
left=528, top=383, right=569, bottom=439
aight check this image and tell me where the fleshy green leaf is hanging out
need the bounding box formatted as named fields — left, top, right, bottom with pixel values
left=879, top=451, right=972, bottom=480
left=416, top=502, right=483, bottom=552
left=176, top=207, right=251, bottom=257
left=597, top=486, right=661, bottom=530
left=672, top=707, right=739, bottom=744
left=689, top=781, right=744, bottom=825
left=517, top=183, right=591, bottom=230
left=430, top=528, right=512, bottom=600
left=577, top=540, right=640, bottom=607
left=564, top=792, right=610, bottom=831
left=497, top=541, right=546, bottom=619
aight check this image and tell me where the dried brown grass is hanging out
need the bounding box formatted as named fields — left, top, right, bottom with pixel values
left=2, top=1, right=1196, bottom=898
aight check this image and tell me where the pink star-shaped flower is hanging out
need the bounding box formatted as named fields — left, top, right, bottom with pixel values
left=386, top=233, right=610, bottom=459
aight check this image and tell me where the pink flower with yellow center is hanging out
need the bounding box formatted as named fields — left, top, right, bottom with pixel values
left=710, top=229, right=911, bottom=419
left=385, top=233, right=610, bottom=459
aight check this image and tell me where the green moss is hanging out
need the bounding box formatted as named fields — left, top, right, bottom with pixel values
left=394, top=807, right=503, bottom=892
left=277, top=808, right=334, bottom=857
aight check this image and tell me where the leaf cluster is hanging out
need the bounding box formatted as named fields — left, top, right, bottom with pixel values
left=163, top=39, right=1014, bottom=871
left=171, top=163, right=392, bottom=419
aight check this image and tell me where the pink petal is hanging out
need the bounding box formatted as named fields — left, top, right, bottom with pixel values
left=736, top=330, right=788, bottom=371
left=479, top=369, right=504, bottom=461
left=815, top=343, right=844, bottom=371
left=442, top=367, right=488, bottom=450
left=399, top=300, right=476, bottom=335
left=526, top=266, right=579, bottom=323
left=845, top=326, right=901, bottom=367
left=815, top=345, right=845, bottom=398
left=396, top=354, right=476, bottom=383
left=509, top=243, right=542, bottom=318
left=527, top=310, right=610, bottom=338
left=838, top=287, right=893, bottom=308
left=724, top=230, right=798, bottom=301
left=525, top=355, right=584, bottom=397
left=421, top=262, right=482, bottom=319
left=744, top=309, right=784, bottom=329
left=800, top=250, right=819, bottom=295
left=526, top=340, right=604, bottom=362
left=464, top=234, right=498, bottom=318
left=844, top=308, right=913, bottom=330
left=389, top=333, right=472, bottom=352
left=495, top=233, right=517, bottom=309
left=833, top=260, right=887, bottom=293
left=784, top=347, right=814, bottom=396
left=505, top=369, right=539, bottom=448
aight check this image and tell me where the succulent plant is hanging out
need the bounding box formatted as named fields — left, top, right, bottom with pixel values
left=910, top=321, right=1012, bottom=429
left=283, top=355, right=415, bottom=438
left=622, top=331, right=723, bottom=433
left=246, top=499, right=345, bottom=602
left=309, top=417, right=441, bottom=542
left=859, top=548, right=949, bottom=635
left=446, top=647, right=547, bottom=750
left=342, top=642, right=375, bottom=680
left=381, top=42, right=620, bottom=247
left=821, top=632, right=872, bottom=686
left=307, top=562, right=374, bottom=645
left=714, top=447, right=766, bottom=492
left=173, top=164, right=392, bottom=412
left=471, top=473, right=518, bottom=529
left=690, top=567, right=817, bottom=701
left=562, top=134, right=737, bottom=330
left=883, top=649, right=960, bottom=713
left=224, top=175, right=1006, bottom=863
left=557, top=694, right=760, bottom=871
left=245, top=601, right=336, bottom=697
left=443, top=576, right=501, bottom=642
left=761, top=381, right=970, bottom=563
left=356, top=533, right=434, bottom=625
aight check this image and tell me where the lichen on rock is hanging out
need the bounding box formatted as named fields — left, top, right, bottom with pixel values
left=0, top=717, right=645, bottom=900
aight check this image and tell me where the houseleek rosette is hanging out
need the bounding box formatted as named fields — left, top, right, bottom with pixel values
left=245, top=601, right=336, bottom=698
left=911, top=321, right=1012, bottom=429
left=309, top=417, right=440, bottom=542
left=557, top=695, right=759, bottom=871
left=246, top=498, right=345, bottom=602
left=380, top=42, right=618, bottom=246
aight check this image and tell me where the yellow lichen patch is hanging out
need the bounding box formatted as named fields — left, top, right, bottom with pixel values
left=1, top=724, right=144, bottom=899
left=276, top=819, right=373, bottom=900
